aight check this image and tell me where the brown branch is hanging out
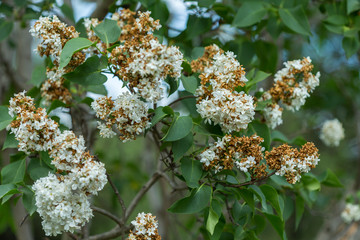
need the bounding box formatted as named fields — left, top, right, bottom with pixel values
left=92, top=206, right=123, bottom=227
left=106, top=173, right=127, bottom=220
left=168, top=95, right=196, bottom=107
left=87, top=225, right=132, bottom=240
left=219, top=171, right=276, bottom=188
left=91, top=0, right=114, bottom=19
left=124, top=172, right=162, bottom=221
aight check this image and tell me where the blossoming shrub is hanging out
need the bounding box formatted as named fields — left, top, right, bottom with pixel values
left=0, top=2, right=347, bottom=240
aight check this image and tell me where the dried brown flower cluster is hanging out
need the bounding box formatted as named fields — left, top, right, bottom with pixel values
left=109, top=10, right=183, bottom=102
left=265, top=142, right=320, bottom=184
left=199, top=134, right=267, bottom=178
left=191, top=45, right=224, bottom=73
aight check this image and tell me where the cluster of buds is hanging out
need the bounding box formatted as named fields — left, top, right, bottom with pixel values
left=193, top=45, right=255, bottom=133
left=91, top=92, right=151, bottom=141
left=128, top=212, right=161, bottom=240
left=199, top=134, right=267, bottom=178
left=261, top=57, right=320, bottom=129
left=265, top=142, right=320, bottom=184
left=7, top=91, right=107, bottom=236
left=109, top=10, right=183, bottom=102
left=30, top=16, right=85, bottom=104
left=320, top=118, right=345, bottom=147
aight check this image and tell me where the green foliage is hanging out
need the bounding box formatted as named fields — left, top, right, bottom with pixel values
left=162, top=115, right=193, bottom=142
left=232, top=1, right=267, bottom=28
left=93, top=19, right=121, bottom=46
left=59, top=37, right=93, bottom=69
left=180, top=157, right=202, bottom=188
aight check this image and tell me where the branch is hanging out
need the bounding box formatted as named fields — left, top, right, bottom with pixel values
left=87, top=225, right=132, bottom=240
left=219, top=171, right=276, bottom=188
left=91, top=0, right=114, bottom=19
left=106, top=173, right=127, bottom=220
left=125, top=172, right=162, bottom=221
left=92, top=206, right=123, bottom=227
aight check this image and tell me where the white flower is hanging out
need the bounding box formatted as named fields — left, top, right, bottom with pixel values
left=263, top=104, right=283, bottom=129
left=320, top=119, right=345, bottom=147
left=129, top=212, right=159, bottom=238
left=341, top=203, right=360, bottom=223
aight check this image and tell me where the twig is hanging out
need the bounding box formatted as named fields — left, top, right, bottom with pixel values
left=168, top=95, right=196, bottom=107
left=225, top=199, right=238, bottom=226
left=219, top=171, right=276, bottom=188
left=124, top=172, right=162, bottom=221
left=87, top=225, right=133, bottom=240
left=19, top=213, right=29, bottom=227
left=106, top=173, right=127, bottom=220
left=66, top=232, right=79, bottom=240
left=92, top=206, right=123, bottom=227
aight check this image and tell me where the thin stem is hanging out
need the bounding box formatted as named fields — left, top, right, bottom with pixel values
left=106, top=173, right=127, bottom=220
left=92, top=206, right=123, bottom=227
left=168, top=95, right=196, bottom=107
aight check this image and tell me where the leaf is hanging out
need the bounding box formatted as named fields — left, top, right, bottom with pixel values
left=191, top=47, right=205, bottom=60
left=0, top=21, right=13, bottom=42
left=264, top=213, right=285, bottom=240
left=186, top=16, right=212, bottom=40
left=206, top=207, right=219, bottom=235
left=0, top=106, right=12, bottom=131
left=181, top=157, right=202, bottom=188
left=239, top=189, right=255, bottom=210
left=246, top=70, right=271, bottom=89
left=30, top=64, right=46, bottom=87
left=0, top=184, right=17, bottom=199
left=279, top=6, right=311, bottom=36
left=165, top=76, right=179, bottom=96
left=181, top=76, right=198, bottom=94
left=93, top=19, right=121, bottom=45
left=59, top=37, right=93, bottom=69
left=1, top=158, right=26, bottom=184
left=27, top=158, right=52, bottom=181
left=173, top=133, right=193, bottom=161
left=47, top=100, right=67, bottom=114
left=2, top=132, right=18, bottom=150
left=21, top=186, right=36, bottom=216
left=63, top=56, right=107, bottom=85
left=168, top=184, right=211, bottom=214
left=320, top=169, right=343, bottom=188
left=151, top=107, right=171, bottom=127
left=163, top=115, right=193, bottom=142
left=60, top=3, right=75, bottom=23
left=249, top=185, right=268, bottom=212
left=295, top=195, right=304, bottom=230
left=342, top=36, right=360, bottom=58
left=250, top=121, right=271, bottom=150
left=260, top=185, right=282, bottom=218
left=301, top=175, right=321, bottom=191
left=347, top=0, right=360, bottom=14
left=232, top=2, right=267, bottom=28
left=87, top=84, right=107, bottom=95
left=271, top=130, right=289, bottom=143
left=199, top=0, right=216, bottom=7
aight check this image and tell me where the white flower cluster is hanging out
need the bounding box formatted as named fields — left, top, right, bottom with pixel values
left=7, top=92, right=107, bottom=236
left=91, top=92, right=151, bottom=142
left=32, top=174, right=93, bottom=236
left=197, top=88, right=255, bottom=133
left=200, top=135, right=264, bottom=174
left=196, top=50, right=255, bottom=133
left=320, top=119, right=345, bottom=147
left=128, top=212, right=160, bottom=240
left=341, top=203, right=360, bottom=223
left=263, top=103, right=283, bottom=130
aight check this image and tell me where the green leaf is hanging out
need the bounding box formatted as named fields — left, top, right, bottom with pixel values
left=63, top=55, right=107, bottom=85
left=0, top=106, right=12, bottom=131
left=264, top=213, right=285, bottom=240
left=151, top=107, right=171, bottom=127
left=342, top=36, right=360, bottom=58
left=181, top=157, right=203, bottom=188
left=191, top=47, right=205, bottom=60
left=165, top=77, right=179, bottom=96
left=173, top=133, right=193, bottom=161
left=279, top=6, right=311, bottom=36
left=87, top=84, right=107, bottom=95
left=21, top=186, right=36, bottom=216
left=295, top=195, right=304, bottom=230
left=27, top=158, right=52, bottom=181
left=168, top=184, right=211, bottom=214
left=198, top=0, right=216, bottom=7
left=30, top=64, right=47, bottom=87
left=60, top=3, right=75, bottom=23
left=206, top=207, right=219, bottom=235
left=239, top=189, right=255, bottom=210
left=271, top=130, right=289, bottom=143
left=249, top=185, right=268, bottom=212
left=301, top=175, right=321, bottom=191
left=163, top=115, right=193, bottom=142
left=260, top=185, right=282, bottom=218
left=1, top=158, right=26, bottom=184
left=250, top=121, right=271, bottom=150
left=181, top=76, right=198, bottom=94
left=2, top=132, right=18, bottom=150
left=320, top=169, right=343, bottom=188
left=0, top=184, right=17, bottom=199
left=232, top=2, right=267, bottom=28
left=246, top=70, right=271, bottom=89
left=59, top=37, right=93, bottom=69
left=186, top=16, right=212, bottom=41
left=0, top=21, right=13, bottom=42
left=347, top=0, right=360, bottom=14
left=47, top=100, right=67, bottom=114
left=93, top=19, right=121, bottom=45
